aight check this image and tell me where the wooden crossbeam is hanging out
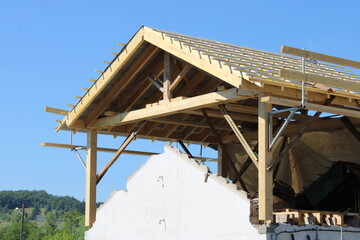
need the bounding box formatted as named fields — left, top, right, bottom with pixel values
left=280, top=69, right=360, bottom=92
left=41, top=142, right=158, bottom=156
left=95, top=88, right=255, bottom=128
left=149, top=117, right=229, bottom=131
left=185, top=109, right=258, bottom=122
left=96, top=121, right=146, bottom=184
left=262, top=96, right=360, bottom=119
left=219, top=105, right=258, bottom=168
left=281, top=45, right=360, bottom=69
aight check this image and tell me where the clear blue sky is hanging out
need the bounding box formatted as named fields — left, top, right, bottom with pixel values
left=1, top=0, right=359, bottom=202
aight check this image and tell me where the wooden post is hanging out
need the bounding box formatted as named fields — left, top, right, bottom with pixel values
left=258, top=94, right=273, bottom=221
left=163, top=52, right=171, bottom=101
left=85, top=129, right=97, bottom=227
left=218, top=144, right=228, bottom=178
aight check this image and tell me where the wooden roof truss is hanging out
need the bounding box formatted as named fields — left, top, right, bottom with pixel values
left=43, top=26, right=360, bottom=226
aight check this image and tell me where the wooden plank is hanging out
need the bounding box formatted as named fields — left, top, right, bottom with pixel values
left=262, top=96, right=360, bottom=119
left=170, top=64, right=191, bottom=91
left=258, top=93, right=273, bottom=221
left=280, top=69, right=360, bottom=92
left=95, top=88, right=255, bottom=128
left=219, top=105, right=258, bottom=168
left=85, top=129, right=97, bottom=227
left=281, top=45, right=360, bottom=69
left=58, top=27, right=147, bottom=131
left=45, top=106, right=68, bottom=115
left=163, top=52, right=171, bottom=101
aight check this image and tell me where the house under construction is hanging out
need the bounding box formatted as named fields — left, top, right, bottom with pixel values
left=43, top=26, right=360, bottom=239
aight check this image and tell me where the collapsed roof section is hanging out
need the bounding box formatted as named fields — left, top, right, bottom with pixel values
left=52, top=26, right=360, bottom=145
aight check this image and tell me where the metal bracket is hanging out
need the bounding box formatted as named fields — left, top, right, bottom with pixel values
left=268, top=51, right=308, bottom=151
left=70, top=131, right=86, bottom=169
left=268, top=107, right=299, bottom=151
left=71, top=147, right=86, bottom=169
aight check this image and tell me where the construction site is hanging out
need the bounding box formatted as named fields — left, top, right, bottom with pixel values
left=43, top=26, right=360, bottom=239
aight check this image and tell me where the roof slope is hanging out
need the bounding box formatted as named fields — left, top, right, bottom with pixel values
left=51, top=26, right=360, bottom=145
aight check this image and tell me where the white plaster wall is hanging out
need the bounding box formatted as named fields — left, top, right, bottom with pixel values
left=85, top=145, right=266, bottom=240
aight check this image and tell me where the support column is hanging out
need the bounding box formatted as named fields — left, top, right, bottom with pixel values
left=85, top=129, right=97, bottom=227
left=218, top=144, right=228, bottom=178
left=258, top=94, right=273, bottom=222
left=163, top=52, right=171, bottom=101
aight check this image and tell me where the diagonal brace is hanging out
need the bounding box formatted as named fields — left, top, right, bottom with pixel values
left=219, top=104, right=259, bottom=169
left=267, top=96, right=335, bottom=171
left=341, top=116, right=360, bottom=142
left=178, top=140, right=194, bottom=159
left=96, top=121, right=146, bottom=184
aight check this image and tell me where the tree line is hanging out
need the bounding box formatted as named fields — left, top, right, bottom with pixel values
left=0, top=190, right=85, bottom=214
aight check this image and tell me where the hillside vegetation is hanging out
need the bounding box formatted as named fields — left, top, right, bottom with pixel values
left=0, top=190, right=101, bottom=239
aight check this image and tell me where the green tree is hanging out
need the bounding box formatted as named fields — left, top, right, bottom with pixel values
left=44, top=212, right=57, bottom=236
left=44, top=203, right=52, bottom=215
left=31, top=203, right=40, bottom=220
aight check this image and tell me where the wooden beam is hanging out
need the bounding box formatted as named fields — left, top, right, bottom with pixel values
left=219, top=105, right=258, bottom=168
left=241, top=78, right=360, bottom=108
left=258, top=93, right=273, bottom=221
left=163, top=52, right=171, bottom=101
left=281, top=45, right=360, bottom=69
left=40, top=142, right=159, bottom=156
left=262, top=96, right=360, bottom=119
left=45, top=106, right=68, bottom=115
left=85, top=129, right=97, bottom=227
left=170, top=64, right=191, bottom=91
left=218, top=144, right=228, bottom=178
left=280, top=69, right=360, bottom=92
left=58, top=27, right=147, bottom=131
left=149, top=117, right=229, bottom=131
left=95, top=88, right=255, bottom=128
left=96, top=121, right=146, bottom=184
left=185, top=109, right=258, bottom=123
left=341, top=116, right=360, bottom=142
